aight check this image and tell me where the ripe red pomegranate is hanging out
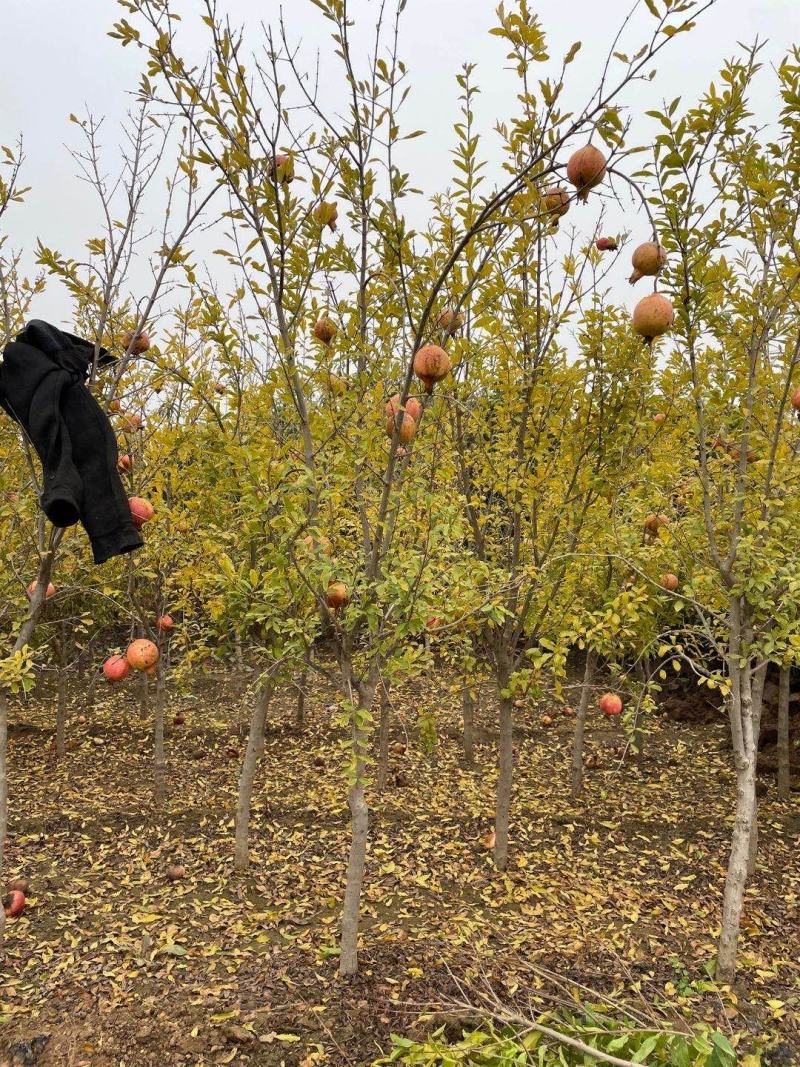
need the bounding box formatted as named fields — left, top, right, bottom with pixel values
left=413, top=344, right=451, bottom=393
left=103, top=654, right=131, bottom=683
left=653, top=413, right=666, bottom=425
left=173, top=713, right=186, bottom=727
left=3, top=891, right=25, bottom=918
left=633, top=293, right=674, bottom=342
left=562, top=705, right=575, bottom=717
left=122, top=330, right=151, bottom=354
left=126, top=639, right=160, bottom=672
left=123, top=413, right=143, bottom=433
left=385, top=394, right=423, bottom=422
left=109, top=399, right=122, bottom=413
left=156, top=614, right=174, bottom=634
left=267, top=153, right=294, bottom=183
left=27, top=580, right=56, bottom=600
left=385, top=412, right=416, bottom=444
left=629, top=242, right=667, bottom=285
left=313, top=317, right=336, bottom=345
left=326, top=581, right=349, bottom=612
left=644, top=513, right=670, bottom=535
left=598, top=693, right=623, bottom=717
left=791, top=388, right=800, bottom=411
left=540, top=185, right=570, bottom=223
left=129, top=496, right=155, bottom=529
left=437, top=307, right=465, bottom=335
left=117, top=453, right=132, bottom=472
left=566, top=144, right=607, bottom=202
left=660, top=572, right=679, bottom=592
left=595, top=237, right=618, bottom=251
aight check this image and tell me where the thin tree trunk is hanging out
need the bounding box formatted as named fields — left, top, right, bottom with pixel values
left=571, top=649, right=597, bottom=799
left=463, top=687, right=475, bottom=765
left=295, top=657, right=309, bottom=734
left=234, top=631, right=244, bottom=671
left=494, top=682, right=514, bottom=871
left=55, top=622, right=69, bottom=758
left=0, top=690, right=7, bottom=952
left=377, top=683, right=390, bottom=793
left=778, top=666, right=791, bottom=800
left=339, top=673, right=377, bottom=976
left=234, top=681, right=274, bottom=871
left=747, top=662, right=767, bottom=879
left=139, top=671, right=150, bottom=721
left=86, top=666, right=99, bottom=715
left=153, top=662, right=166, bottom=803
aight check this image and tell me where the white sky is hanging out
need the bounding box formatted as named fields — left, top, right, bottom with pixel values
left=1, top=0, right=798, bottom=329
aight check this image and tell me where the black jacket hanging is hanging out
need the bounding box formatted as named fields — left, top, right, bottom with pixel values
left=0, top=319, right=143, bottom=564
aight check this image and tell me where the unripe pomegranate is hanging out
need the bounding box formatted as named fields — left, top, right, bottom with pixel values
left=313, top=317, right=336, bottom=345
left=653, top=413, right=666, bottom=426
left=157, top=614, right=174, bottom=634
left=385, top=413, right=416, bottom=445
left=326, top=581, right=349, bottom=612
left=633, top=293, right=674, bottom=342
left=385, top=394, right=423, bottom=422
left=598, top=693, right=623, bottom=717
left=437, top=307, right=465, bottom=335
left=791, top=388, right=800, bottom=411
left=644, top=513, right=670, bottom=535
left=8, top=877, right=29, bottom=894
left=595, top=237, right=618, bottom=252
left=103, top=654, right=131, bottom=683
left=3, top=891, right=25, bottom=918
left=129, top=496, right=155, bottom=529
left=122, top=413, right=143, bottom=433
left=659, top=572, right=679, bottom=592
left=118, top=453, right=132, bottom=472
left=540, top=184, right=570, bottom=223
left=27, top=580, right=56, bottom=600
left=126, top=639, right=160, bottom=672
left=121, top=330, right=151, bottom=354
left=413, top=344, right=451, bottom=393
left=629, top=242, right=667, bottom=285
left=267, top=153, right=294, bottom=183
left=566, top=144, right=607, bottom=202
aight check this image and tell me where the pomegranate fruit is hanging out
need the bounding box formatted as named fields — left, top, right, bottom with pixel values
left=595, top=236, right=618, bottom=251
left=540, top=184, right=570, bottom=223
left=629, top=242, right=667, bottom=285
left=598, top=693, right=623, bottom=717
left=791, top=388, right=800, bottom=411
left=123, top=413, right=143, bottom=432
left=644, top=513, right=670, bottom=535
left=166, top=864, right=186, bottom=881
left=326, top=581, right=349, bottom=611
left=385, top=394, right=423, bottom=422
left=413, top=344, right=451, bottom=393
left=386, top=412, right=416, bottom=445
left=267, top=153, right=294, bottom=183
left=313, top=317, right=336, bottom=345
left=437, top=307, right=465, bottom=335
left=566, top=144, right=607, bottom=202
left=659, top=572, right=679, bottom=592
left=103, top=655, right=131, bottom=683
left=213, top=382, right=225, bottom=395
left=121, top=330, right=151, bottom=354
left=173, top=713, right=186, bottom=727
left=3, top=891, right=25, bottom=918
left=27, top=580, right=56, bottom=600
left=156, top=614, right=174, bottom=634
left=117, top=453, right=132, bottom=472
left=653, top=413, right=666, bottom=425
left=633, top=293, right=674, bottom=342
left=126, top=639, right=160, bottom=672
left=109, top=399, right=122, bottom=413
left=302, top=532, right=332, bottom=555
left=129, top=496, right=154, bottom=529
left=313, top=200, right=338, bottom=231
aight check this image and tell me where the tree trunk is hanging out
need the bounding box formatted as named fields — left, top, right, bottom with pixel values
left=339, top=674, right=377, bottom=976
left=55, top=623, right=69, bottom=758
left=0, top=690, right=8, bottom=952
left=377, top=683, right=390, bottom=793
left=139, top=671, right=150, bottom=721
left=717, top=750, right=757, bottom=982
left=86, top=666, right=99, bottom=715
left=462, top=687, right=475, bottom=765
left=153, top=662, right=166, bottom=803
left=234, top=681, right=274, bottom=871
left=234, top=631, right=244, bottom=671
left=571, top=649, right=596, bottom=799
left=778, top=666, right=791, bottom=800
left=494, top=682, right=514, bottom=872
left=295, top=658, right=309, bottom=734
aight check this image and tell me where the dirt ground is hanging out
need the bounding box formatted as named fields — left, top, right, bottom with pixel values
left=0, top=668, right=798, bottom=1066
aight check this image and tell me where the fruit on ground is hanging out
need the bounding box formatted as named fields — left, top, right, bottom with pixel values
left=566, top=144, right=607, bottom=202
left=653, top=412, right=666, bottom=425
left=385, top=394, right=423, bottom=422
left=562, top=705, right=575, bottom=717
left=660, top=572, right=679, bottom=592
left=326, top=581, right=349, bottom=611
left=385, top=413, right=416, bottom=445
left=437, top=307, right=465, bottom=334
left=173, top=713, right=186, bottom=726
left=3, top=891, right=25, bottom=918
left=413, top=344, right=451, bottom=393
left=481, top=828, right=496, bottom=850
left=596, top=237, right=618, bottom=251
left=8, top=877, right=29, bottom=894
left=540, top=184, right=570, bottom=223
left=117, top=453, right=132, bottom=472
left=166, top=864, right=186, bottom=880
left=27, top=580, right=55, bottom=600
left=129, top=496, right=155, bottom=529
left=313, top=317, right=336, bottom=345
left=103, top=655, right=131, bottom=683
left=126, top=639, right=160, bottom=672
left=121, top=330, right=151, bottom=354
left=644, top=513, right=670, bottom=535
left=390, top=742, right=406, bottom=755
left=156, top=614, right=175, bottom=634
left=633, top=293, right=674, bottom=342
left=598, top=693, right=623, bottom=717
left=541, top=714, right=554, bottom=726
left=792, top=388, right=800, bottom=411
left=267, top=153, right=294, bottom=183
left=123, top=413, right=143, bottom=432
left=629, top=242, right=667, bottom=285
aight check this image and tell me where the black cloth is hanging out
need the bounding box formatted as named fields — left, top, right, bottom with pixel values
left=0, top=319, right=143, bottom=564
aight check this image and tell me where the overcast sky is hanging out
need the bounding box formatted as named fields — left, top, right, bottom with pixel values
left=1, top=0, right=797, bottom=329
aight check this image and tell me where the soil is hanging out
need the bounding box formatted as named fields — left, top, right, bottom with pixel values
left=0, top=669, right=798, bottom=1066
